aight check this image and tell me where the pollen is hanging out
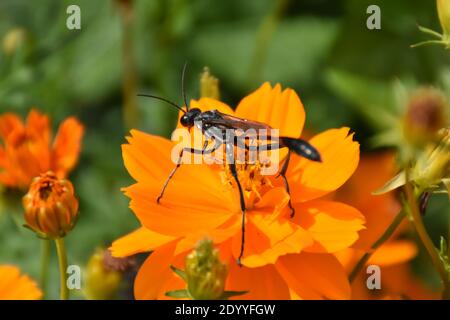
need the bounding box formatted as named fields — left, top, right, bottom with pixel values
left=220, top=156, right=274, bottom=209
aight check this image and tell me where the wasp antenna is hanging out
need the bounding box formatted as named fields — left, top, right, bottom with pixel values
left=137, top=94, right=186, bottom=113
left=181, top=61, right=189, bottom=111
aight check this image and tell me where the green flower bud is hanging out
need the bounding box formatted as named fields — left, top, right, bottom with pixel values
left=414, top=127, right=450, bottom=192
left=403, top=87, right=448, bottom=147
left=200, top=67, right=220, bottom=100
left=84, top=248, right=135, bottom=300
left=185, top=239, right=228, bottom=300
left=2, top=28, right=26, bottom=55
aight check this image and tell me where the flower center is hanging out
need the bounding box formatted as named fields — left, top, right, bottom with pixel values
left=38, top=182, right=53, bottom=200
left=220, top=160, right=274, bottom=210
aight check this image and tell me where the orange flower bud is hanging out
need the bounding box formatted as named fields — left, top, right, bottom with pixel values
left=23, top=172, right=79, bottom=239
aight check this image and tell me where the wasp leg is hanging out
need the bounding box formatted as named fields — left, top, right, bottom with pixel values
left=226, top=143, right=246, bottom=266
left=229, top=161, right=246, bottom=267
left=183, top=138, right=221, bottom=154
left=276, top=151, right=295, bottom=218
left=157, top=148, right=184, bottom=204
left=158, top=140, right=214, bottom=203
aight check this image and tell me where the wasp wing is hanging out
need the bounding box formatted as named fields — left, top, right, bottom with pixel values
left=204, top=111, right=277, bottom=143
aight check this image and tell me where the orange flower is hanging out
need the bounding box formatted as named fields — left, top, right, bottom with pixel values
left=0, top=109, right=84, bottom=189
left=0, top=265, right=42, bottom=300
left=23, top=171, right=79, bottom=239
left=335, top=153, right=439, bottom=299
left=112, top=82, right=363, bottom=299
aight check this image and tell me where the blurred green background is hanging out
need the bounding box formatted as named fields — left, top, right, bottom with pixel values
left=0, top=0, right=449, bottom=299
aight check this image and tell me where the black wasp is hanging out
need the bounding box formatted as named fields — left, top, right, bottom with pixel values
left=139, top=64, right=321, bottom=265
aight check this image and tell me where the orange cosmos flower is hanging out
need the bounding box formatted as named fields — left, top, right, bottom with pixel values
left=335, top=153, right=439, bottom=299
left=111, top=82, right=363, bottom=300
left=0, top=265, right=42, bottom=300
left=0, top=109, right=84, bottom=189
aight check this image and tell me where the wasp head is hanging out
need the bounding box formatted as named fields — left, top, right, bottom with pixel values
left=180, top=108, right=201, bottom=127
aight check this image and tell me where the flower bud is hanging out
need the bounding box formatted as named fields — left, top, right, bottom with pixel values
left=438, top=0, right=450, bottom=37
left=403, top=88, right=448, bottom=147
left=22, top=172, right=78, bottom=239
left=185, top=239, right=228, bottom=300
left=2, top=28, right=26, bottom=55
left=414, top=127, right=450, bottom=191
left=84, top=248, right=134, bottom=300
left=200, top=67, right=220, bottom=100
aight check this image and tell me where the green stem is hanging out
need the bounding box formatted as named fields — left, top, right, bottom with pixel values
left=118, top=0, right=138, bottom=130
left=55, top=238, right=69, bottom=300
left=404, top=180, right=449, bottom=299
left=40, top=240, right=51, bottom=297
left=349, top=209, right=406, bottom=282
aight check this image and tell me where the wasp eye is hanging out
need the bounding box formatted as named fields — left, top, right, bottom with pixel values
left=180, top=115, right=190, bottom=127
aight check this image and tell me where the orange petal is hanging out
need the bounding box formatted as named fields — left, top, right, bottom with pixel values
left=254, top=187, right=289, bottom=211
left=125, top=183, right=237, bottom=237
left=292, top=200, right=365, bottom=253
left=235, top=82, right=305, bottom=138
left=276, top=252, right=351, bottom=299
left=26, top=109, right=50, bottom=146
left=177, top=97, right=234, bottom=121
left=190, top=98, right=234, bottom=114
left=52, top=117, right=84, bottom=177
left=226, top=262, right=290, bottom=299
left=123, top=130, right=232, bottom=192
left=175, top=214, right=241, bottom=255
left=334, top=153, right=402, bottom=250
left=288, top=127, right=360, bottom=201
left=6, top=138, right=46, bottom=186
left=368, top=240, right=418, bottom=266
left=0, top=265, right=42, bottom=300
left=134, top=240, right=178, bottom=300
left=0, top=113, right=23, bottom=140
left=110, top=227, right=177, bottom=258
left=378, top=264, right=440, bottom=300
left=122, top=131, right=176, bottom=184
left=0, top=146, right=17, bottom=186
left=232, top=211, right=313, bottom=267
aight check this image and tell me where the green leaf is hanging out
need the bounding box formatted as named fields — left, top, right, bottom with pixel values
left=370, top=128, right=402, bottom=148
left=325, top=69, right=396, bottom=130
left=219, top=291, right=248, bottom=300
left=190, top=17, right=338, bottom=90
left=165, top=289, right=191, bottom=299
left=170, top=265, right=187, bottom=282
